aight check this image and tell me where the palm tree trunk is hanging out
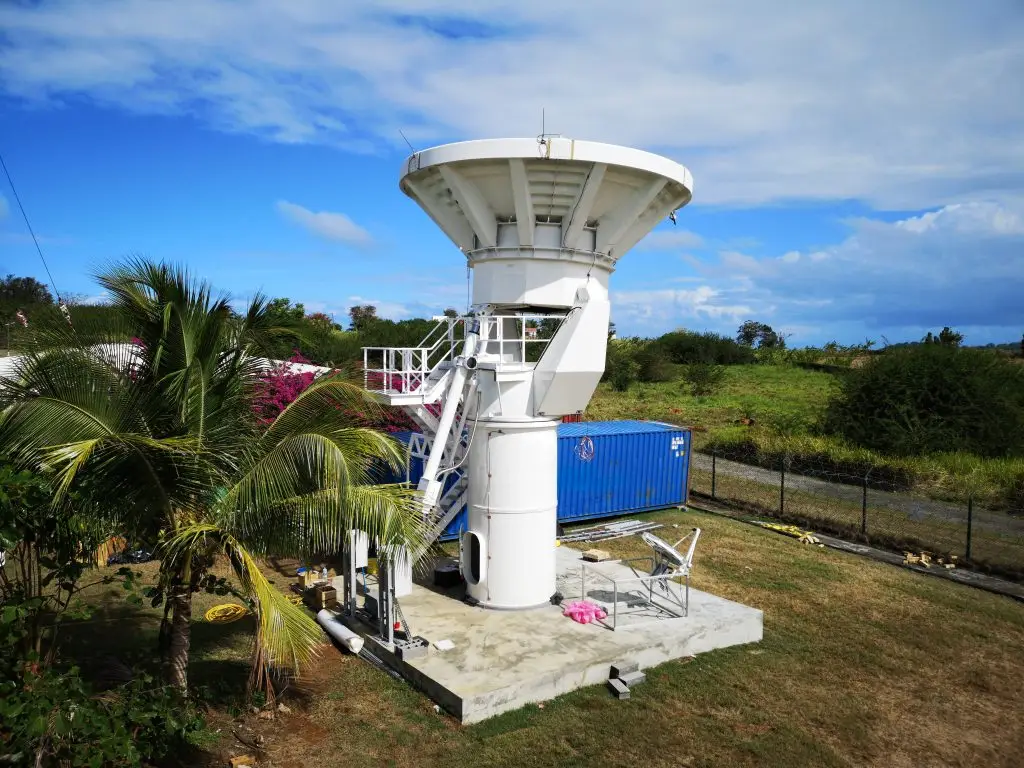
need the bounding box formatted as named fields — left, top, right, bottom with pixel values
left=168, top=585, right=192, bottom=691
left=158, top=597, right=174, bottom=660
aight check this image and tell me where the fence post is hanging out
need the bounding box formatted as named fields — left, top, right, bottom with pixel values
left=711, top=449, right=717, bottom=500
left=965, top=496, right=973, bottom=562
left=779, top=455, right=786, bottom=515
left=861, top=476, right=868, bottom=535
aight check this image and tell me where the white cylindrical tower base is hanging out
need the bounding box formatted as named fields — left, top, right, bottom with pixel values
left=462, top=418, right=558, bottom=609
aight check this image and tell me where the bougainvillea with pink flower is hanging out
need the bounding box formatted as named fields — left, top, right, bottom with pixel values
left=252, top=350, right=418, bottom=433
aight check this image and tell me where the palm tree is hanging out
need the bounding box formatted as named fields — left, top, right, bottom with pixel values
left=0, top=258, right=424, bottom=693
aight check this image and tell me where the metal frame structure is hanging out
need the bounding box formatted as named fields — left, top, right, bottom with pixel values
left=579, top=528, right=701, bottom=630
left=580, top=564, right=690, bottom=630
left=362, top=316, right=463, bottom=394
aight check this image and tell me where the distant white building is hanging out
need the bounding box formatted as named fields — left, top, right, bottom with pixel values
left=0, top=344, right=333, bottom=381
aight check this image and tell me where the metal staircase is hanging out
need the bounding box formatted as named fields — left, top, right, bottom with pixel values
left=363, top=317, right=473, bottom=555
left=363, top=313, right=561, bottom=557
left=400, top=428, right=470, bottom=549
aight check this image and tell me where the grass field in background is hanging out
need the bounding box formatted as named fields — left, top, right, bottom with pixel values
left=587, top=364, right=1024, bottom=513
left=587, top=364, right=837, bottom=445
left=66, top=508, right=1024, bottom=767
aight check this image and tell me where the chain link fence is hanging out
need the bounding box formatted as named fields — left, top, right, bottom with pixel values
left=689, top=445, right=1024, bottom=581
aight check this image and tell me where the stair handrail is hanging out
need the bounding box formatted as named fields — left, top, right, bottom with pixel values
left=416, top=320, right=480, bottom=511
left=362, top=317, right=465, bottom=394
left=417, top=315, right=463, bottom=350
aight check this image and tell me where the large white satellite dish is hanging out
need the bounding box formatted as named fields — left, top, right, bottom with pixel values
left=365, top=136, right=694, bottom=609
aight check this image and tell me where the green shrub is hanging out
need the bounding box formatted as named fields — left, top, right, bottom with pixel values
left=658, top=330, right=755, bottom=365
left=684, top=362, right=726, bottom=396
left=0, top=463, right=205, bottom=766
left=605, top=341, right=640, bottom=391
left=0, top=654, right=205, bottom=767
left=633, top=341, right=675, bottom=383
left=304, top=328, right=363, bottom=367
left=824, top=345, right=1024, bottom=458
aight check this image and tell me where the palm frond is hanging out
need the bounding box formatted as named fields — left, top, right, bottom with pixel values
left=216, top=480, right=427, bottom=564
left=163, top=522, right=324, bottom=673
left=0, top=342, right=217, bottom=520
left=225, top=424, right=414, bottom=526
left=262, top=373, right=395, bottom=453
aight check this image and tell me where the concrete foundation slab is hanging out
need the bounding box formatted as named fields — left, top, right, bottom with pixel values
left=335, top=545, right=762, bottom=723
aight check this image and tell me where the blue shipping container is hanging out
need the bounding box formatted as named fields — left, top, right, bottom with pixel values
left=390, top=420, right=690, bottom=541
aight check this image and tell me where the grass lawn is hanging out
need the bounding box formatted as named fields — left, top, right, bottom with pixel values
left=586, top=364, right=838, bottom=447
left=68, top=508, right=1024, bottom=767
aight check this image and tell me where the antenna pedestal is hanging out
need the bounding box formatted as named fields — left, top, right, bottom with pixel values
left=460, top=417, right=558, bottom=609
left=379, top=137, right=693, bottom=610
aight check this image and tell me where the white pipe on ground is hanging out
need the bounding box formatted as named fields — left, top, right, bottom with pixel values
left=316, top=609, right=365, bottom=654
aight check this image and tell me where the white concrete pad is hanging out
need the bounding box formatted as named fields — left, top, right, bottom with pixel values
left=340, top=545, right=763, bottom=723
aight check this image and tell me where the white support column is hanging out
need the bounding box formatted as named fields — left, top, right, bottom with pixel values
left=509, top=158, right=534, bottom=247
left=562, top=162, right=606, bottom=249
left=464, top=418, right=559, bottom=609
left=595, top=176, right=668, bottom=256
left=438, top=165, right=498, bottom=248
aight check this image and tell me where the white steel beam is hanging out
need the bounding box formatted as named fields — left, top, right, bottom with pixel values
left=508, top=158, right=534, bottom=246
left=438, top=164, right=498, bottom=249
left=595, top=177, right=668, bottom=256
left=561, top=162, right=606, bottom=249
left=614, top=191, right=689, bottom=257
left=404, top=176, right=476, bottom=251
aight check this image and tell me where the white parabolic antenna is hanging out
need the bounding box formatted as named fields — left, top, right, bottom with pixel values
left=401, top=137, right=693, bottom=307
left=369, top=136, right=693, bottom=610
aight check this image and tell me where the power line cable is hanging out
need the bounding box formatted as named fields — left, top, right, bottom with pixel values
left=0, top=149, right=63, bottom=302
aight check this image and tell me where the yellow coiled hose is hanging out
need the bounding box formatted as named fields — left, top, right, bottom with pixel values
left=204, top=603, right=249, bottom=623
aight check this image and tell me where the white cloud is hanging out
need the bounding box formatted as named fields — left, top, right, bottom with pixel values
left=78, top=292, right=111, bottom=305
left=1, top=2, right=1022, bottom=208
left=275, top=200, right=372, bottom=247
left=891, top=201, right=1024, bottom=236
left=681, top=200, right=1024, bottom=343
left=612, top=285, right=752, bottom=331
left=346, top=295, right=413, bottom=321
left=636, top=229, right=705, bottom=251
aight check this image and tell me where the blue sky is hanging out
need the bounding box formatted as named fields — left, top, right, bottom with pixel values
left=1, top=1, right=1022, bottom=346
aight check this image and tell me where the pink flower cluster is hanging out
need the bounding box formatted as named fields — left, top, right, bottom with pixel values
left=253, top=351, right=417, bottom=433
left=251, top=352, right=318, bottom=424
